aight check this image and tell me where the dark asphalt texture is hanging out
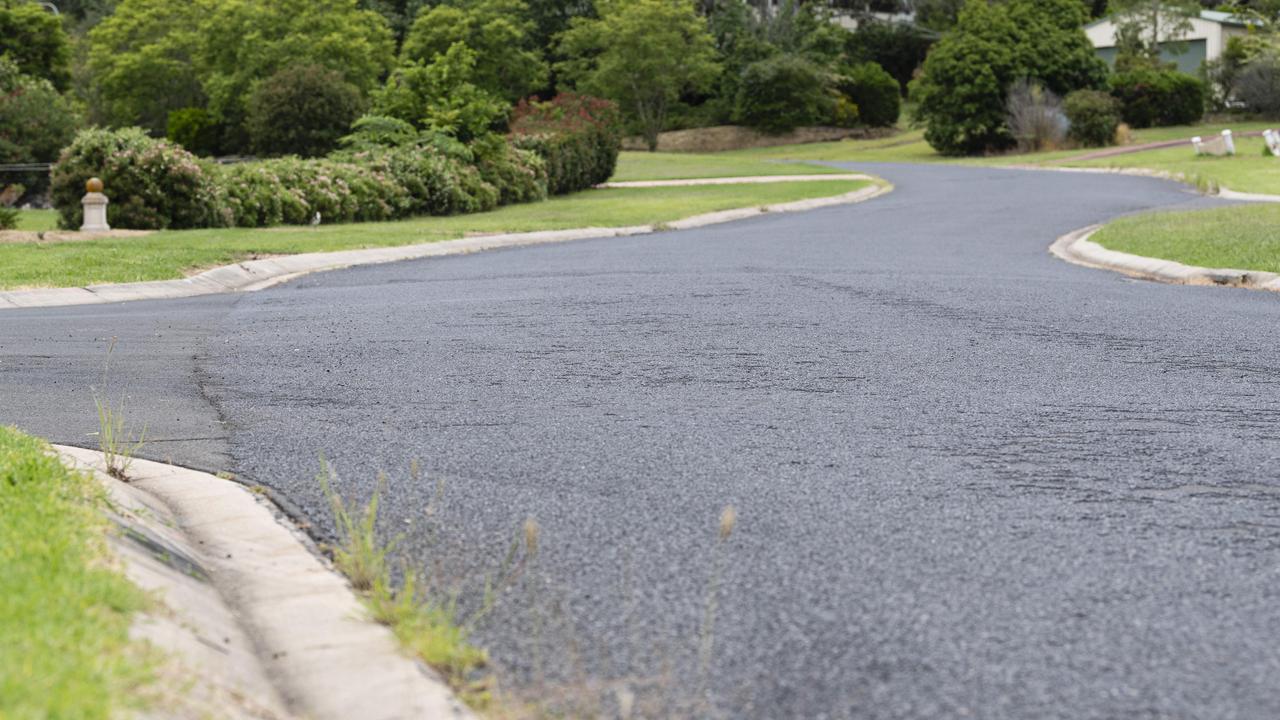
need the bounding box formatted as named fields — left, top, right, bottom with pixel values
left=5, top=163, right=1280, bottom=719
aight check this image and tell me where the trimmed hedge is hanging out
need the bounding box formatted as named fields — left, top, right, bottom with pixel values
left=1109, top=69, right=1205, bottom=128
left=509, top=93, right=621, bottom=195
left=51, top=127, right=229, bottom=230
left=50, top=127, right=558, bottom=230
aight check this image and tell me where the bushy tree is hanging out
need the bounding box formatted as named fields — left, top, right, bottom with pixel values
left=910, top=0, right=1106, bottom=155
left=0, top=58, right=81, bottom=196
left=198, top=0, right=394, bottom=151
left=557, top=0, right=720, bottom=151
left=1064, top=89, right=1122, bottom=147
left=1235, top=54, right=1280, bottom=117
left=85, top=0, right=209, bottom=134
left=734, top=54, right=831, bottom=133
left=246, top=65, right=366, bottom=158
left=845, top=19, right=935, bottom=93
left=88, top=0, right=393, bottom=151
left=401, top=0, right=548, bottom=102
left=372, top=43, right=508, bottom=142
left=0, top=1, right=73, bottom=90
left=836, top=61, right=900, bottom=126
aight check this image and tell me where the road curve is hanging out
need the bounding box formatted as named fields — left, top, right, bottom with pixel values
left=4, top=163, right=1280, bottom=719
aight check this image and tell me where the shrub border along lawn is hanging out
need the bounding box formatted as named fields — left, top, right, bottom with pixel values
left=0, top=179, right=871, bottom=291
left=0, top=426, right=150, bottom=719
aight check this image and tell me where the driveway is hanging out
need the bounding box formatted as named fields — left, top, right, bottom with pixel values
left=4, top=163, right=1278, bottom=719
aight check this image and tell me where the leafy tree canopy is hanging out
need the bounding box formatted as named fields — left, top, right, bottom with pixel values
left=0, top=1, right=73, bottom=90
left=557, top=0, right=721, bottom=151
left=401, top=0, right=548, bottom=102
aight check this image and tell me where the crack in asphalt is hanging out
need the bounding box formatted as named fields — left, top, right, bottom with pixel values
left=3, top=163, right=1279, bottom=718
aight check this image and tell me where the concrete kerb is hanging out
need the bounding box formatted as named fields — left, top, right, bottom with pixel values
left=1050, top=224, right=1280, bottom=292
left=55, top=445, right=474, bottom=720
left=0, top=180, right=890, bottom=311
left=1003, top=163, right=1280, bottom=203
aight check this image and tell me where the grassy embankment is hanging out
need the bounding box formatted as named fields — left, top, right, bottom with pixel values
left=0, top=426, right=149, bottom=719
left=2, top=179, right=869, bottom=290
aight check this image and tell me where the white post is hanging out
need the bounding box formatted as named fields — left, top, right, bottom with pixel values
left=1191, top=136, right=1204, bottom=155
left=1221, top=129, right=1235, bottom=156
left=80, top=177, right=109, bottom=232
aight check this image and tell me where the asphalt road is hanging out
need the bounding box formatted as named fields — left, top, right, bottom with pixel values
left=5, top=163, right=1280, bottom=719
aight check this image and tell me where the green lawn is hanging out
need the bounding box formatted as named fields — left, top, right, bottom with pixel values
left=1061, top=135, right=1280, bottom=194
left=1092, top=204, right=1280, bottom=274
left=610, top=150, right=843, bottom=181
left=713, top=120, right=1280, bottom=194
left=0, top=180, right=869, bottom=290
left=14, top=209, right=58, bottom=232
left=0, top=426, right=149, bottom=720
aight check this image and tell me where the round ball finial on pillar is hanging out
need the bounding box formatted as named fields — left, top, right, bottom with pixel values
left=81, top=177, right=109, bottom=232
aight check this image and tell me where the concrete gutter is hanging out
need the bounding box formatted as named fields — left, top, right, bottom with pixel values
left=1050, top=225, right=1280, bottom=292
left=56, top=445, right=472, bottom=720
left=0, top=182, right=890, bottom=311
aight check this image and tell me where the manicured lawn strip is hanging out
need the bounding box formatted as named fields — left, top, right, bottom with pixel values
left=610, top=150, right=843, bottom=181
left=727, top=120, right=1279, bottom=176
left=1092, top=204, right=1280, bottom=275
left=0, top=426, right=149, bottom=720
left=14, top=209, right=58, bottom=232
left=1063, top=136, right=1280, bottom=194
left=0, top=180, right=868, bottom=289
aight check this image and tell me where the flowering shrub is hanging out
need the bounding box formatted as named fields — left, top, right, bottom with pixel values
left=51, top=127, right=230, bottom=230
left=510, top=93, right=621, bottom=195
left=473, top=135, right=548, bottom=206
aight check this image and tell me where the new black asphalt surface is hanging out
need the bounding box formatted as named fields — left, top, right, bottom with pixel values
left=4, top=163, right=1280, bottom=718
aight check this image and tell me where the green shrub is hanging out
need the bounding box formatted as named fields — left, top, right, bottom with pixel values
left=1064, top=89, right=1121, bottom=147
left=734, top=54, right=831, bottom=134
left=1236, top=55, right=1280, bottom=119
left=836, top=62, right=900, bottom=128
left=353, top=145, right=496, bottom=216
left=509, top=93, right=622, bottom=195
left=472, top=135, right=548, bottom=206
left=51, top=128, right=230, bottom=230
left=166, top=107, right=221, bottom=158
left=247, top=64, right=366, bottom=158
left=1109, top=69, right=1205, bottom=128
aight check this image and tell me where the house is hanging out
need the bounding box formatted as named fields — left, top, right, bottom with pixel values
left=1085, top=10, right=1253, bottom=74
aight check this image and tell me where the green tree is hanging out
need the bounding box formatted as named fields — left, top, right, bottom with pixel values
left=557, top=0, right=720, bottom=151
left=198, top=0, right=395, bottom=151
left=246, top=64, right=366, bottom=157
left=910, top=0, right=1106, bottom=156
left=0, top=57, right=81, bottom=195
left=85, top=0, right=208, bottom=133
left=734, top=53, right=832, bottom=133
left=372, top=43, right=508, bottom=142
left=400, top=0, right=548, bottom=102
left=0, top=0, right=73, bottom=90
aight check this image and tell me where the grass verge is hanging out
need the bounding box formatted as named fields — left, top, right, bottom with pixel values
left=721, top=120, right=1279, bottom=194
left=0, top=426, right=149, bottom=719
left=1091, top=203, right=1280, bottom=275
left=610, top=151, right=844, bottom=182
left=13, top=209, right=58, bottom=232
left=0, top=180, right=869, bottom=290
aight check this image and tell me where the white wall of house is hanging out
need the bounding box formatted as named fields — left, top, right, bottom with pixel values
left=1085, top=11, right=1251, bottom=72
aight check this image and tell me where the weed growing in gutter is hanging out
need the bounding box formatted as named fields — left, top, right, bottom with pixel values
left=93, top=339, right=147, bottom=480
